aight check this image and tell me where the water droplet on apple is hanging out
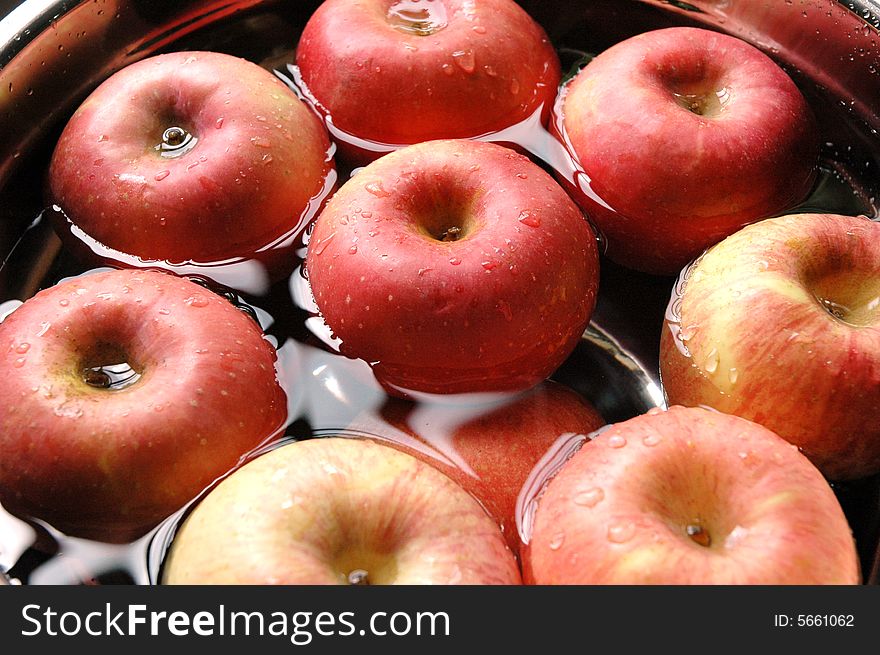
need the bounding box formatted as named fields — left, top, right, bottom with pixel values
left=251, top=136, right=272, bottom=148
left=574, top=487, right=604, bottom=507
left=510, top=78, right=520, bottom=94
left=642, top=433, right=661, bottom=447
left=728, top=367, right=739, bottom=384
left=608, top=434, right=627, bottom=448
left=678, top=324, right=697, bottom=341
left=481, top=260, right=498, bottom=271
left=348, top=244, right=358, bottom=255
left=472, top=24, right=486, bottom=34
left=97, top=134, right=108, bottom=142
left=449, top=257, right=461, bottom=265
left=15, top=343, right=30, bottom=354
left=261, top=153, right=273, bottom=165
left=496, top=299, right=513, bottom=321
left=515, top=172, right=528, bottom=179
left=13, top=357, right=26, bottom=368
left=312, top=232, right=337, bottom=255
left=647, top=406, right=662, bottom=416
left=155, top=170, right=170, bottom=181
left=518, top=210, right=541, bottom=228
left=452, top=50, right=476, bottom=73
left=82, top=360, right=141, bottom=390
left=484, top=64, right=498, bottom=77
left=548, top=532, right=565, bottom=550
left=441, top=63, right=454, bottom=76
left=607, top=521, right=636, bottom=543
left=215, top=117, right=224, bottom=129
left=704, top=348, right=719, bottom=373
left=59, top=299, right=69, bottom=307
left=185, top=294, right=209, bottom=308
left=365, top=181, right=391, bottom=197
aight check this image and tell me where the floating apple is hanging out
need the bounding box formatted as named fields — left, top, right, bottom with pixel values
left=555, top=26, right=819, bottom=275
left=660, top=213, right=880, bottom=480
left=525, top=406, right=861, bottom=584
left=295, top=0, right=560, bottom=162
left=0, top=268, right=287, bottom=542
left=162, top=437, right=522, bottom=584
left=305, top=138, right=600, bottom=396
left=48, top=51, right=334, bottom=266
left=349, top=380, right=605, bottom=553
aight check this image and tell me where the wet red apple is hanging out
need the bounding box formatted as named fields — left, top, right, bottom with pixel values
left=660, top=213, right=880, bottom=480
left=49, top=51, right=334, bottom=266
left=0, top=268, right=287, bottom=542
left=556, top=27, right=819, bottom=275
left=305, top=139, right=600, bottom=396
left=525, top=406, right=860, bottom=584
left=296, top=0, right=560, bottom=162
left=348, top=380, right=606, bottom=553
left=163, top=437, right=522, bottom=584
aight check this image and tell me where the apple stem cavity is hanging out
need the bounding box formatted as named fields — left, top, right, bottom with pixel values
left=156, top=126, right=198, bottom=159
left=386, top=0, right=448, bottom=37
left=347, top=569, right=370, bottom=585
left=672, top=88, right=728, bottom=117
left=81, top=356, right=142, bottom=391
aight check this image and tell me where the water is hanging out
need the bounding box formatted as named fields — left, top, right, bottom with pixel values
left=1, top=0, right=879, bottom=585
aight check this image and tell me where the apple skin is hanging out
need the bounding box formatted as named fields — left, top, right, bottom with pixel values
left=162, top=437, right=522, bottom=584
left=348, top=380, right=605, bottom=554
left=0, top=268, right=288, bottom=542
left=305, top=139, right=600, bottom=396
left=555, top=27, right=819, bottom=275
left=296, top=0, right=560, bottom=162
left=524, top=405, right=861, bottom=585
left=48, top=51, right=334, bottom=265
left=660, top=213, right=880, bottom=480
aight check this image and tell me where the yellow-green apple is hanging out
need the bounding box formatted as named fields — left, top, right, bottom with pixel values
left=162, top=437, right=521, bottom=584
left=305, top=139, right=600, bottom=396
left=660, top=213, right=880, bottom=480
left=0, top=268, right=287, bottom=542
left=348, top=380, right=606, bottom=553
left=48, top=51, right=334, bottom=266
left=524, top=405, right=861, bottom=584
left=555, top=27, right=819, bottom=275
left=295, top=0, right=560, bottom=163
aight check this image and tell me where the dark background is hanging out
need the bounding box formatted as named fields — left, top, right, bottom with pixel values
left=1, top=0, right=22, bottom=19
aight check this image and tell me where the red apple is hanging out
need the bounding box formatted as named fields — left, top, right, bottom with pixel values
left=348, top=380, right=605, bottom=553
left=162, top=437, right=521, bottom=584
left=305, top=139, right=600, bottom=396
left=555, top=26, right=819, bottom=275
left=525, top=405, right=861, bottom=584
left=660, top=213, right=880, bottom=480
left=295, top=0, right=560, bottom=162
left=0, top=268, right=287, bottom=542
left=48, top=51, right=334, bottom=266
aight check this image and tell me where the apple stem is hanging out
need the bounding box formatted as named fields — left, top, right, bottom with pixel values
left=439, top=226, right=463, bottom=242
left=347, top=569, right=370, bottom=585
left=155, top=126, right=198, bottom=159
left=686, top=523, right=712, bottom=548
